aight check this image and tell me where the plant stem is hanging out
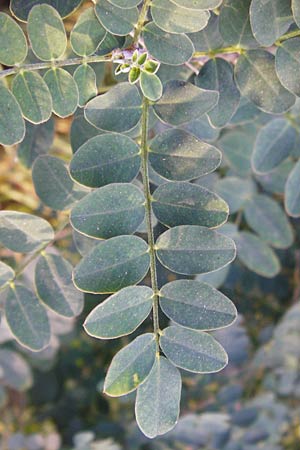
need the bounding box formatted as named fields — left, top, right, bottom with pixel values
left=140, top=96, right=160, bottom=351
left=133, top=0, right=152, bottom=46
left=0, top=55, right=111, bottom=79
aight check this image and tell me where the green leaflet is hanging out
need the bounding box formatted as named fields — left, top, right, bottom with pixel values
left=84, top=285, right=153, bottom=339
left=12, top=71, right=52, bottom=124
left=0, top=261, right=15, bottom=289
left=160, top=325, right=228, bottom=373
left=159, top=279, right=237, bottom=331
left=151, top=0, right=210, bottom=34
left=156, top=225, right=236, bottom=275
left=149, top=128, right=221, bottom=181
left=70, top=183, right=145, bottom=239
left=18, top=118, right=55, bottom=168
left=244, top=194, right=294, bottom=249
left=32, top=155, right=84, bottom=210
left=135, top=356, right=181, bottom=438
left=10, top=0, right=83, bottom=21
left=285, top=159, right=300, bottom=217
left=70, top=111, right=100, bottom=153
left=44, top=68, right=79, bottom=118
left=195, top=58, right=240, bottom=128
left=140, top=72, right=163, bottom=102
left=215, top=176, right=257, bottom=214
left=70, top=134, right=140, bottom=188
left=154, top=80, right=219, bottom=126
left=152, top=182, right=229, bottom=228
left=85, top=83, right=142, bottom=132
left=292, top=0, right=300, bottom=27
left=0, top=210, right=54, bottom=253
left=4, top=284, right=50, bottom=351
left=276, top=38, right=300, bottom=96
left=250, top=0, right=292, bottom=47
left=143, top=22, right=194, bottom=65
left=35, top=253, right=84, bottom=318
left=188, top=13, right=224, bottom=52
left=0, top=82, right=25, bottom=146
left=219, top=0, right=257, bottom=48
left=235, top=231, right=280, bottom=278
left=0, top=12, right=27, bottom=66
left=70, top=7, right=107, bottom=56
left=73, top=235, right=150, bottom=293
left=218, top=127, right=254, bottom=177
left=104, top=333, right=156, bottom=396
left=170, top=0, right=222, bottom=8
left=95, top=0, right=138, bottom=36
left=74, top=64, right=98, bottom=107
left=235, top=50, right=296, bottom=114
left=108, top=0, right=142, bottom=6
left=28, top=4, right=67, bottom=61
left=0, top=349, right=32, bottom=391
left=252, top=118, right=296, bottom=174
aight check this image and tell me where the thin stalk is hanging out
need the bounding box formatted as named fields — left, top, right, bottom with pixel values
left=0, top=55, right=111, bottom=79
left=133, top=0, right=152, bottom=46
left=140, top=96, right=160, bottom=351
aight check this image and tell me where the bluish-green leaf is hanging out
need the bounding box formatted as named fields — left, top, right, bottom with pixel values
left=4, top=284, right=50, bottom=351
left=256, top=159, right=294, bottom=195
left=73, top=229, right=98, bottom=257
left=95, top=0, right=138, bottom=36
left=154, top=80, right=218, bottom=126
left=0, top=12, right=27, bottom=65
left=159, top=280, right=237, bottom=331
left=149, top=128, right=221, bottom=181
left=70, top=183, right=145, bottom=239
left=156, top=225, right=236, bottom=275
left=74, top=64, right=97, bottom=107
left=219, top=0, right=257, bottom=48
left=143, top=22, right=194, bottom=65
left=0, top=349, right=32, bottom=391
left=108, top=0, right=142, bottom=6
left=182, top=116, right=220, bottom=142
left=170, top=0, right=222, bottom=8
left=244, top=194, right=294, bottom=249
left=235, top=50, right=296, bottom=114
left=250, top=0, right=292, bottom=47
left=215, top=176, right=256, bottom=214
left=32, top=155, right=83, bottom=210
left=10, top=0, right=83, bottom=21
left=152, top=182, right=228, bottom=228
left=252, top=118, right=296, bottom=174
left=18, top=118, right=54, bottom=168
left=151, top=0, right=210, bottom=34
left=140, top=72, right=163, bottom=102
left=218, top=127, right=254, bottom=176
left=84, top=286, right=153, bottom=339
left=104, top=333, right=156, bottom=396
left=135, top=356, right=181, bottom=438
left=44, top=68, right=79, bottom=118
left=292, top=0, right=300, bottom=27
left=70, top=7, right=106, bottom=56
left=188, top=13, right=224, bottom=52
left=235, top=231, right=280, bottom=277
left=285, top=159, right=300, bottom=217
left=35, top=253, right=84, bottom=318
left=28, top=4, right=67, bottom=61
left=0, top=82, right=25, bottom=146
left=195, top=58, right=240, bottom=128
left=160, top=325, right=228, bottom=373
left=276, top=37, right=300, bottom=96
left=73, top=235, right=150, bottom=293
left=70, top=134, right=140, bottom=188
left=12, top=71, right=52, bottom=124
left=0, top=211, right=54, bottom=253
left=85, top=83, right=142, bottom=132
left=0, top=261, right=15, bottom=289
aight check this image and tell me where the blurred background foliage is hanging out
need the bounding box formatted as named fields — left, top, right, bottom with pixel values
left=1, top=0, right=300, bottom=449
